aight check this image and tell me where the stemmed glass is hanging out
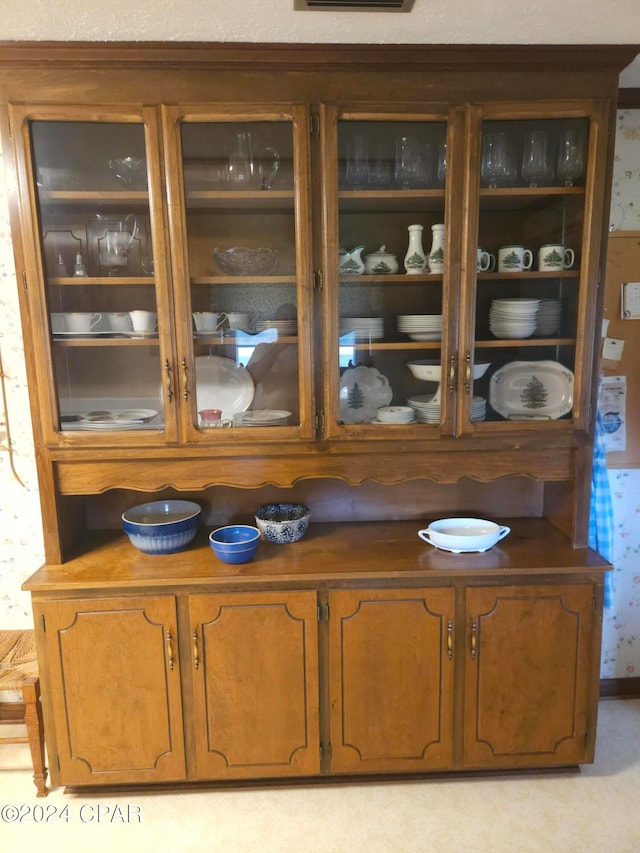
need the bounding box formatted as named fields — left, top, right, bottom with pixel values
left=436, top=137, right=447, bottom=187
left=521, top=130, right=553, bottom=187
left=395, top=135, right=418, bottom=189
left=345, top=135, right=369, bottom=189
left=481, top=132, right=509, bottom=189
left=557, top=129, right=585, bottom=186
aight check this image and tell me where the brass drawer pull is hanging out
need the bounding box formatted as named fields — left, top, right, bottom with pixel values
left=471, top=619, right=478, bottom=659
left=164, top=359, right=174, bottom=403
left=447, top=619, right=453, bottom=660
left=181, top=358, right=189, bottom=401
left=193, top=629, right=199, bottom=670
left=166, top=629, right=175, bottom=671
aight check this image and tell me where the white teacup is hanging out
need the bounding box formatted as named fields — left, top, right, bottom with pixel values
left=107, top=311, right=133, bottom=332
left=193, top=311, right=227, bottom=332
left=477, top=248, right=496, bottom=272
left=538, top=244, right=575, bottom=272
left=498, top=245, right=533, bottom=273
left=227, top=312, right=252, bottom=330
left=64, top=312, right=102, bottom=333
left=129, top=310, right=158, bottom=333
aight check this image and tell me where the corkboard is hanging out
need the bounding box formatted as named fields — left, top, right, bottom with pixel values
left=602, top=231, right=640, bottom=468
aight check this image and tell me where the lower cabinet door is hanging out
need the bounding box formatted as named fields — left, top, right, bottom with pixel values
left=189, top=590, right=320, bottom=779
left=42, top=595, right=186, bottom=785
left=328, top=587, right=455, bottom=774
left=463, top=583, right=597, bottom=768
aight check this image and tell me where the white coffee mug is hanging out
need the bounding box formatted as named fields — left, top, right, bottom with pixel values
left=538, top=244, right=575, bottom=272
left=477, top=248, right=496, bottom=272
left=498, top=245, right=533, bottom=273
left=226, top=312, right=252, bottom=330
left=64, top=312, right=102, bottom=333
left=129, top=310, right=158, bottom=333
left=193, top=311, right=227, bottom=332
left=107, top=311, right=133, bottom=332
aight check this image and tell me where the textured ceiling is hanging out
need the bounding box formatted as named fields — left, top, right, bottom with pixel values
left=0, top=0, right=638, bottom=84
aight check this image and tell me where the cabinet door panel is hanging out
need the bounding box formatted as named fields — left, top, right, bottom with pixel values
left=328, top=587, right=455, bottom=773
left=189, top=591, right=320, bottom=779
left=42, top=596, right=185, bottom=785
left=464, top=583, right=595, bottom=767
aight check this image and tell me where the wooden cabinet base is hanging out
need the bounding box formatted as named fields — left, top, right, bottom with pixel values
left=26, top=520, right=607, bottom=792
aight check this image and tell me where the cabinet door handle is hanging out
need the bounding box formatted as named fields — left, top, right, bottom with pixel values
left=193, top=629, right=199, bottom=670
left=181, top=358, right=189, bottom=401
left=447, top=619, right=453, bottom=660
left=448, top=352, right=457, bottom=393
left=164, top=359, right=174, bottom=403
left=166, top=629, right=175, bottom=671
left=470, top=619, right=478, bottom=659
left=465, top=351, right=471, bottom=393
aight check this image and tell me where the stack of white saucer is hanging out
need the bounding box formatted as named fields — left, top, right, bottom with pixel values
left=397, top=314, right=443, bottom=341
left=407, top=393, right=441, bottom=423
left=471, top=396, right=487, bottom=421
left=535, top=299, right=563, bottom=336
left=489, top=299, right=540, bottom=339
left=339, top=317, right=384, bottom=340
left=255, top=318, right=297, bottom=336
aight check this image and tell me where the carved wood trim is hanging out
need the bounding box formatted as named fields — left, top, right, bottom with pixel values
left=0, top=42, right=637, bottom=74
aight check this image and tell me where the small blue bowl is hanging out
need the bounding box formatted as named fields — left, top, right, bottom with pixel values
left=122, top=500, right=201, bottom=555
left=209, top=525, right=261, bottom=564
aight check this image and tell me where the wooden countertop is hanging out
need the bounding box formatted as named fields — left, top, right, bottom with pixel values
left=22, top=518, right=610, bottom=593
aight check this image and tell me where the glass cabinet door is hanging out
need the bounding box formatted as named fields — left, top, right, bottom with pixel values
left=11, top=106, right=174, bottom=443
left=463, top=109, right=595, bottom=433
left=163, top=106, right=312, bottom=441
left=322, top=108, right=455, bottom=437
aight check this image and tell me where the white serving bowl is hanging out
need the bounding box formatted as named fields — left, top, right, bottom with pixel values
left=418, top=517, right=510, bottom=553
left=406, top=360, right=441, bottom=382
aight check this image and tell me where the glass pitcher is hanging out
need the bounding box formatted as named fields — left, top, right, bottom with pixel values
left=226, top=132, right=280, bottom=190
left=95, top=213, right=139, bottom=276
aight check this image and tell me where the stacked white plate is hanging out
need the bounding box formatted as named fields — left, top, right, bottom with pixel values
left=233, top=409, right=291, bottom=427
left=407, top=393, right=441, bottom=423
left=535, top=299, right=563, bottom=336
left=397, top=314, right=443, bottom=342
left=471, top=396, right=487, bottom=422
left=339, top=317, right=384, bottom=340
left=255, top=319, right=297, bottom=336
left=489, top=299, right=540, bottom=339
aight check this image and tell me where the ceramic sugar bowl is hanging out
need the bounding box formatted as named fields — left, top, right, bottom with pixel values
left=364, top=245, right=399, bottom=275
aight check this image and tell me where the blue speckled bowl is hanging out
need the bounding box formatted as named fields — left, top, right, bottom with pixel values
left=254, top=503, right=311, bottom=544
left=122, top=500, right=201, bottom=554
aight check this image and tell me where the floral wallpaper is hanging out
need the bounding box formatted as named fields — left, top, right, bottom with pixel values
left=1, top=114, right=640, bottom=678
left=0, top=141, right=45, bottom=629
left=610, top=109, right=640, bottom=231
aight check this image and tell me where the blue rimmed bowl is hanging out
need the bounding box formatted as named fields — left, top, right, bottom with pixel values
left=209, top=525, right=261, bottom=564
left=122, top=500, right=201, bottom=554
left=254, top=503, right=311, bottom=544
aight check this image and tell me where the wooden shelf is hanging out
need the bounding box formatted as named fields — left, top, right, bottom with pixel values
left=339, top=188, right=445, bottom=212
left=185, top=189, right=294, bottom=209
left=48, top=276, right=155, bottom=285
left=192, top=275, right=297, bottom=285
left=474, top=337, right=575, bottom=348
left=52, top=336, right=160, bottom=346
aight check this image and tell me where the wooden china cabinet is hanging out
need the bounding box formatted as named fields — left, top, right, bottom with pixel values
left=0, top=42, right=635, bottom=792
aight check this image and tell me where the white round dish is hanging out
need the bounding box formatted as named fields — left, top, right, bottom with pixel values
left=339, top=365, right=392, bottom=424
left=195, top=355, right=255, bottom=421
left=418, top=517, right=511, bottom=553
left=489, top=360, right=574, bottom=420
